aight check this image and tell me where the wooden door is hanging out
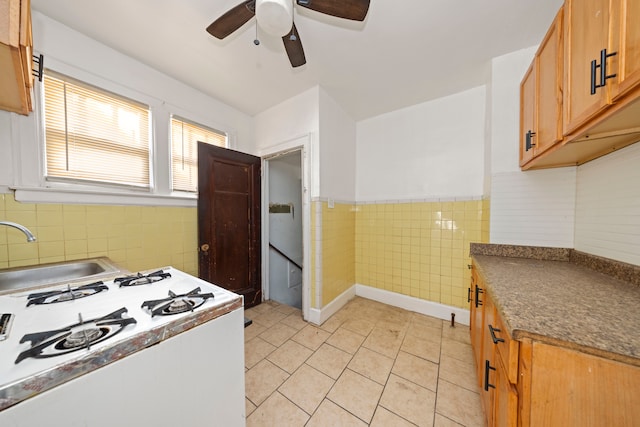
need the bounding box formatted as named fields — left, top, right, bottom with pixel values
left=563, top=0, right=613, bottom=135
left=520, top=63, right=536, bottom=166
left=197, top=144, right=262, bottom=308
left=535, top=7, right=563, bottom=156
left=612, top=0, right=640, bottom=100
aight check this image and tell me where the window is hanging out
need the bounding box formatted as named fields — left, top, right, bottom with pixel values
left=171, top=116, right=227, bottom=193
left=43, top=72, right=151, bottom=188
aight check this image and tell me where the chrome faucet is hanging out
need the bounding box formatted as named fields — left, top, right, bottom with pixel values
left=0, top=221, right=37, bottom=242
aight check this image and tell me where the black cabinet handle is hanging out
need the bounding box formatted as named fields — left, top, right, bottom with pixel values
left=475, top=285, right=483, bottom=308
left=591, top=58, right=599, bottom=95
left=484, top=360, right=496, bottom=391
left=591, top=48, right=617, bottom=95
left=32, top=54, right=44, bottom=82
left=468, top=287, right=472, bottom=303
left=525, top=130, right=536, bottom=151
left=600, top=48, right=617, bottom=87
left=488, top=324, right=505, bottom=344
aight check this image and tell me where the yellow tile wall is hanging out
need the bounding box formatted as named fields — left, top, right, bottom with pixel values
left=355, top=199, right=490, bottom=309
left=310, top=202, right=317, bottom=308
left=0, top=193, right=198, bottom=275
left=310, top=201, right=356, bottom=308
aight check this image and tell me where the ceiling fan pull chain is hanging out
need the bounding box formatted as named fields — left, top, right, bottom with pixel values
left=254, top=23, right=260, bottom=45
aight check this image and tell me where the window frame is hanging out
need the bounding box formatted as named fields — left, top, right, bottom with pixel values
left=42, top=70, right=154, bottom=191
left=8, top=55, right=239, bottom=208
left=170, top=115, right=228, bottom=194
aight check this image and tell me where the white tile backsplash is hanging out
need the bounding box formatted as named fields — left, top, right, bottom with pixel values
left=490, top=168, right=577, bottom=247
left=575, top=143, right=640, bottom=266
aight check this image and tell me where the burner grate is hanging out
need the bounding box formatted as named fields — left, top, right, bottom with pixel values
left=15, top=308, right=137, bottom=364
left=26, top=281, right=108, bottom=306
left=114, top=270, right=171, bottom=287
left=141, top=287, right=214, bottom=317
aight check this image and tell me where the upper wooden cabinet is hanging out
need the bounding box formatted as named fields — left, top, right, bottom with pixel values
left=563, top=0, right=613, bottom=135
left=520, top=0, right=640, bottom=170
left=0, top=0, right=33, bottom=115
left=610, top=0, right=640, bottom=100
left=520, top=8, right=563, bottom=167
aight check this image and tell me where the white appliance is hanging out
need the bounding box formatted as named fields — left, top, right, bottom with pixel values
left=0, top=267, right=245, bottom=426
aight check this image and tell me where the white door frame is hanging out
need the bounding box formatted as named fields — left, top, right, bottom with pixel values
left=260, top=134, right=312, bottom=321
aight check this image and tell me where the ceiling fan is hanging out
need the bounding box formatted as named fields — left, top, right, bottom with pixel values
left=206, top=0, right=370, bottom=67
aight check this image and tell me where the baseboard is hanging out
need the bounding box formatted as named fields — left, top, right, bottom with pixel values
left=306, top=285, right=357, bottom=325
left=306, top=283, right=470, bottom=326
left=355, top=284, right=470, bottom=326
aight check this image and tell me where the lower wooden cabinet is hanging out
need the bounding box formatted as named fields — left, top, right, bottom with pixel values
left=471, top=273, right=518, bottom=427
left=470, top=263, right=640, bottom=426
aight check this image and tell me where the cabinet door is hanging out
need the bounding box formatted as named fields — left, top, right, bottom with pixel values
left=611, top=0, right=640, bottom=100
left=519, top=63, right=536, bottom=166
left=470, top=268, right=485, bottom=388
left=529, top=342, right=640, bottom=426
left=481, top=294, right=497, bottom=427
left=494, top=363, right=518, bottom=427
left=563, top=0, right=613, bottom=135
left=535, top=7, right=563, bottom=156
left=0, top=0, right=33, bottom=115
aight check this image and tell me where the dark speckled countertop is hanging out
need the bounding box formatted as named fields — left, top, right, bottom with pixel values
left=470, top=243, right=640, bottom=367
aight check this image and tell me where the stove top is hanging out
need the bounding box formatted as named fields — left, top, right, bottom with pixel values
left=0, top=267, right=241, bottom=398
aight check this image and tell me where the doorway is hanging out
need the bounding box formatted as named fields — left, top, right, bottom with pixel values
left=265, top=151, right=303, bottom=309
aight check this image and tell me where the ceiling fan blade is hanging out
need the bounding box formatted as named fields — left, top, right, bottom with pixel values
left=282, top=24, right=306, bottom=68
left=296, top=0, right=370, bottom=21
left=206, top=0, right=256, bottom=39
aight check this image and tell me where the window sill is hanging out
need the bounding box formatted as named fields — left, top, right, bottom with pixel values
left=12, top=186, right=197, bottom=208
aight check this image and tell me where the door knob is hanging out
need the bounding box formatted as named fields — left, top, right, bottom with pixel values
left=200, top=243, right=210, bottom=252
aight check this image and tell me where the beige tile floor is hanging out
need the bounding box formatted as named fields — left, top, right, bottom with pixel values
left=244, top=297, right=485, bottom=427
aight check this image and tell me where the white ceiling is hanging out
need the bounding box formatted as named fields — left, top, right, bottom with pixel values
left=31, top=0, right=563, bottom=121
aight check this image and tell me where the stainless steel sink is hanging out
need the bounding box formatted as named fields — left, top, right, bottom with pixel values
left=0, top=257, right=125, bottom=294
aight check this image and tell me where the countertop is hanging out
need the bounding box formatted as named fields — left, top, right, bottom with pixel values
left=470, top=244, right=640, bottom=367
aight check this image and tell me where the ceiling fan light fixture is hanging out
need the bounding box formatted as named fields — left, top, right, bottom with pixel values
left=255, top=0, right=293, bottom=37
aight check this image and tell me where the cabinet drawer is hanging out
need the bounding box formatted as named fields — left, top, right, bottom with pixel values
left=488, top=310, right=519, bottom=385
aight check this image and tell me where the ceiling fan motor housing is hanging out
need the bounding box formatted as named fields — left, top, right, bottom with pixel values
left=255, top=0, right=293, bottom=37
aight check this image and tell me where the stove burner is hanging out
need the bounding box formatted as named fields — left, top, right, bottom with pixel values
left=114, top=270, right=171, bottom=287
left=57, top=327, right=106, bottom=350
left=15, top=308, right=137, bottom=364
left=26, top=281, right=108, bottom=306
left=141, top=287, right=214, bottom=317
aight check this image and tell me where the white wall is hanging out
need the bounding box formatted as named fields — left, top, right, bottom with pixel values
left=319, top=88, right=357, bottom=201
left=488, top=47, right=576, bottom=247
left=253, top=86, right=320, bottom=198
left=254, top=87, right=319, bottom=154
left=0, top=113, right=12, bottom=191
left=356, top=86, right=486, bottom=201
left=575, top=143, right=640, bottom=265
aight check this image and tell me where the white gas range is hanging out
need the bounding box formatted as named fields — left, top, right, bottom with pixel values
left=0, top=267, right=246, bottom=426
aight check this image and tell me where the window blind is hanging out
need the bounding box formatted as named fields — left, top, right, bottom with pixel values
left=43, top=73, right=151, bottom=187
left=171, top=116, right=227, bottom=193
